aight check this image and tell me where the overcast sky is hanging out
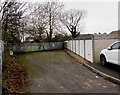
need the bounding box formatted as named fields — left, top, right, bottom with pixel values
left=2, top=0, right=119, bottom=34
left=26, top=0, right=118, bottom=34
left=64, top=2, right=118, bottom=34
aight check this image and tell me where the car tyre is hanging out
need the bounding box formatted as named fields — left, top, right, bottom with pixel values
left=100, top=56, right=107, bottom=66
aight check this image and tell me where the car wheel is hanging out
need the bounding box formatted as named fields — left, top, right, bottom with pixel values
left=100, top=56, right=107, bottom=66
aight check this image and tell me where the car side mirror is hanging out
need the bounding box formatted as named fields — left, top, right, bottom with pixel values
left=107, top=46, right=112, bottom=50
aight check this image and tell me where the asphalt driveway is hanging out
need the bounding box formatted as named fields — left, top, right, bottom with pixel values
left=17, top=50, right=119, bottom=93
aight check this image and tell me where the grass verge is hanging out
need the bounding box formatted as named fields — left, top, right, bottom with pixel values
left=2, top=47, right=28, bottom=93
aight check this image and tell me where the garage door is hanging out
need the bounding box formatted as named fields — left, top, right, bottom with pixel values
left=85, top=40, right=93, bottom=62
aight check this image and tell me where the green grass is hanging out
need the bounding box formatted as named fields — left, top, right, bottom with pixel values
left=17, top=53, right=46, bottom=77
left=17, top=54, right=28, bottom=66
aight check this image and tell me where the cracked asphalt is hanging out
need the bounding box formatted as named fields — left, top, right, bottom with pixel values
left=17, top=50, right=119, bottom=93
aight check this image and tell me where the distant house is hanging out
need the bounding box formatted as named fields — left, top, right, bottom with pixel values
left=109, top=31, right=120, bottom=35
left=25, top=36, right=34, bottom=42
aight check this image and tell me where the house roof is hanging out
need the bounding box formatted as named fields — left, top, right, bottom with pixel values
left=73, top=34, right=93, bottom=40
left=110, top=31, right=120, bottom=34
left=71, top=33, right=119, bottom=40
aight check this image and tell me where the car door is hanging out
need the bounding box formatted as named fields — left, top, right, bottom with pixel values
left=106, top=42, right=120, bottom=65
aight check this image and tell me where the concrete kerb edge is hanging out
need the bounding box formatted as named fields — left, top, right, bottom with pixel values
left=82, top=62, right=120, bottom=85
left=65, top=49, right=120, bottom=85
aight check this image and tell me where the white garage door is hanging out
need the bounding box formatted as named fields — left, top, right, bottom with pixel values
left=70, top=40, right=72, bottom=51
left=79, top=40, right=84, bottom=58
left=76, top=40, right=79, bottom=55
left=85, top=40, right=93, bottom=62
left=73, top=40, right=76, bottom=53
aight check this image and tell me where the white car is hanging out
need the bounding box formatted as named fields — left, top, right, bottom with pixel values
left=100, top=41, right=120, bottom=66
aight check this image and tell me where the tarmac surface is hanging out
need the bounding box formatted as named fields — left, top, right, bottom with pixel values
left=65, top=49, right=120, bottom=80
left=89, top=63, right=120, bottom=80
left=17, top=50, right=119, bottom=93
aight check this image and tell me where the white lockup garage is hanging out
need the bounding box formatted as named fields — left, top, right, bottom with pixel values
left=66, top=33, right=119, bottom=63
left=66, top=35, right=93, bottom=62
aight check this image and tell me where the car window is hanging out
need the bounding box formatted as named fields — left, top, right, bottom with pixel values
left=111, top=42, right=120, bottom=50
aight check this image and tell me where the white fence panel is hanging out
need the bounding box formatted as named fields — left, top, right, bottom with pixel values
left=76, top=40, right=79, bottom=55
left=85, top=40, right=93, bottom=62
left=80, top=40, right=84, bottom=58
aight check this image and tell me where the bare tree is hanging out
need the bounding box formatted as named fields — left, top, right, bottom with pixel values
left=27, top=1, right=64, bottom=42
left=26, top=2, right=48, bottom=42
left=60, top=9, right=86, bottom=38
left=1, top=0, right=27, bottom=43
left=41, top=1, right=64, bottom=42
left=46, top=2, right=64, bottom=41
